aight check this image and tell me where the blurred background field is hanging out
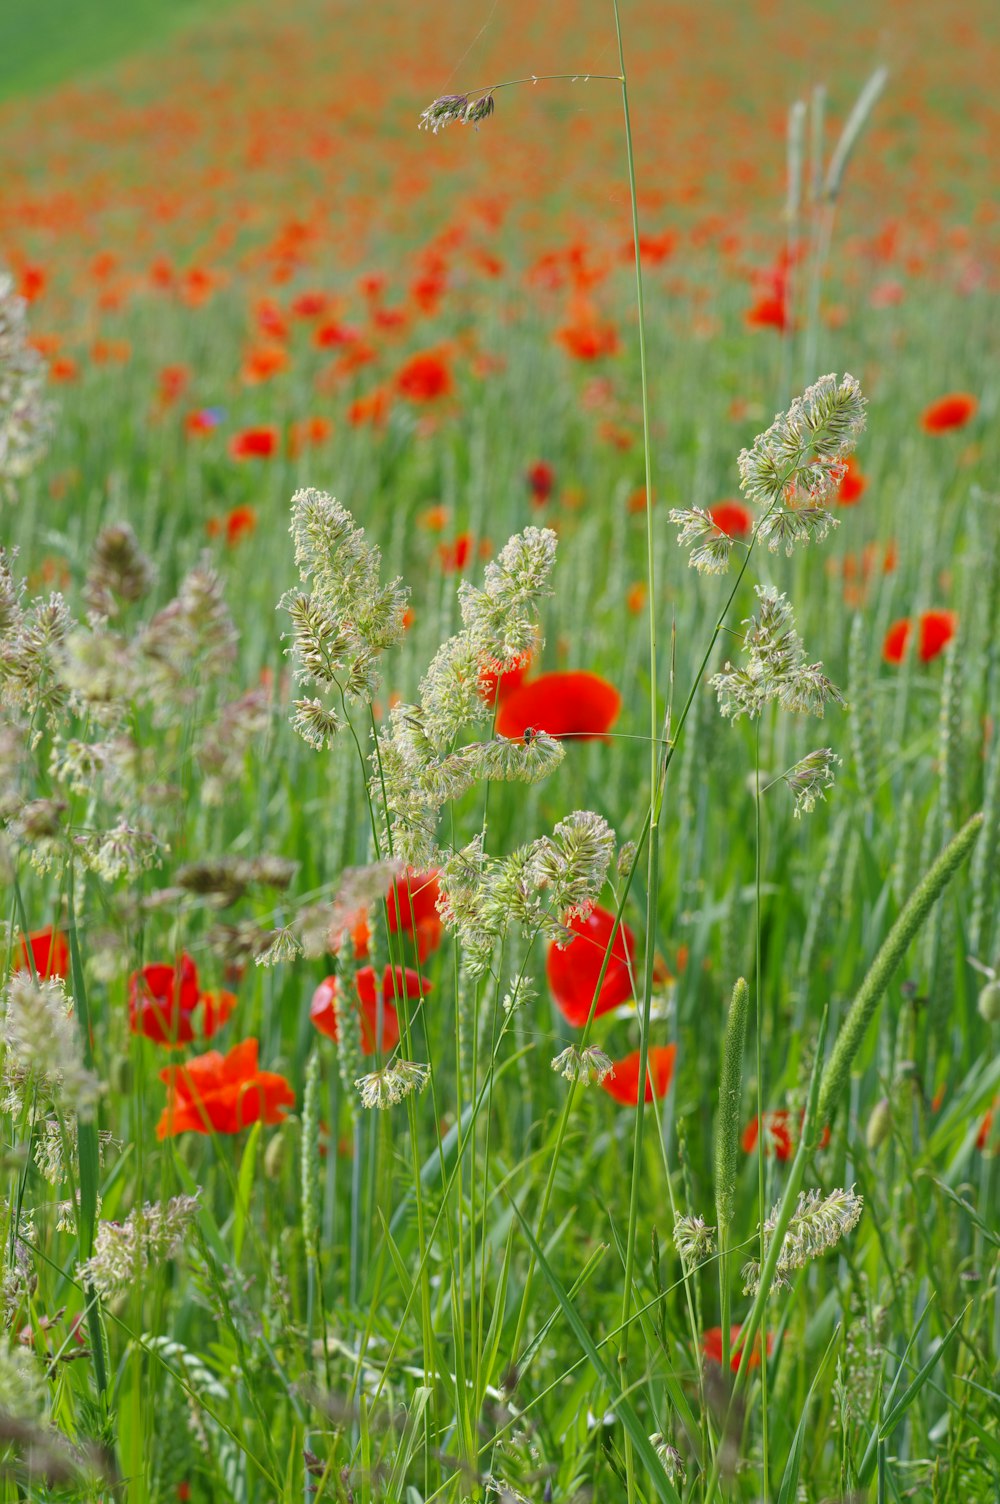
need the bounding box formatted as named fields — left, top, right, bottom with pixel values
left=0, top=0, right=998, bottom=1498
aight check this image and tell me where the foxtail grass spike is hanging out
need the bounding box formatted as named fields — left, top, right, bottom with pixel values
left=938, top=641, right=963, bottom=830
left=715, top=977, right=749, bottom=1238
left=798, top=809, right=850, bottom=991
left=301, top=1051, right=322, bottom=1252
left=785, top=99, right=807, bottom=222
left=969, top=719, right=1000, bottom=955
left=893, top=790, right=917, bottom=907
left=847, top=614, right=877, bottom=803
left=818, top=812, right=983, bottom=1123
left=823, top=66, right=888, bottom=202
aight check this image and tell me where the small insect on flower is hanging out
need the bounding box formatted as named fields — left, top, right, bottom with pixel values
left=495, top=671, right=621, bottom=741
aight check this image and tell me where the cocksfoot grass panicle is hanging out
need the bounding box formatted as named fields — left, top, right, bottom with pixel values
left=780, top=747, right=841, bottom=816
left=550, top=1044, right=615, bottom=1086
left=418, top=93, right=495, bottom=133
left=355, top=1059, right=430, bottom=1110
left=84, top=522, right=156, bottom=619
left=738, top=372, right=865, bottom=555
left=0, top=271, right=53, bottom=503
left=673, top=1213, right=716, bottom=1271
left=742, top=1185, right=863, bottom=1295
left=76, top=1192, right=201, bottom=1299
left=0, top=972, right=100, bottom=1116
left=711, top=585, right=845, bottom=723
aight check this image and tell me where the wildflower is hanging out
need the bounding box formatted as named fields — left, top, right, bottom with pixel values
left=555, top=313, right=619, bottom=361
left=708, top=501, right=753, bottom=537
left=601, top=1045, right=677, bottom=1105
left=920, top=393, right=977, bottom=433
left=310, top=965, right=431, bottom=1053
left=386, top=870, right=443, bottom=960
left=741, top=1108, right=830, bottom=1161
left=495, top=670, right=621, bottom=741
left=229, top=426, right=279, bottom=459
left=836, top=456, right=867, bottom=504
left=547, top=906, right=635, bottom=1026
left=526, top=461, right=555, bottom=505
left=742, top=1185, right=863, bottom=1295
left=242, top=343, right=289, bottom=384
left=16, top=925, right=68, bottom=980
left=882, top=610, right=956, bottom=665
left=479, top=653, right=532, bottom=709
left=185, top=407, right=224, bottom=435
left=976, top=1102, right=996, bottom=1153
left=417, top=94, right=469, bottom=132
left=668, top=507, right=739, bottom=574
left=551, top=1044, right=615, bottom=1085
left=157, top=364, right=189, bottom=404
left=396, top=350, right=452, bottom=402
left=355, top=1059, right=430, bottom=1109
left=128, top=954, right=235, bottom=1047
left=438, top=534, right=474, bottom=571
left=156, top=1038, right=294, bottom=1138
left=76, top=1193, right=200, bottom=1299
left=702, top=1325, right=773, bottom=1372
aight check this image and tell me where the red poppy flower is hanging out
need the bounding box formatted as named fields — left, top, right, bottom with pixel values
left=129, top=955, right=200, bottom=1044
left=920, top=393, right=977, bottom=433
left=18, top=265, right=46, bottom=302
left=526, top=461, right=556, bottom=505
left=883, top=610, right=956, bottom=665
left=708, top=501, right=753, bottom=538
left=158, top=365, right=190, bottom=405
left=290, top=291, right=328, bottom=319
left=438, top=534, right=474, bottom=571
left=49, top=356, right=78, bottom=383
left=241, top=343, right=289, bottom=384
left=206, top=505, right=257, bottom=545
left=547, top=906, right=635, bottom=1027
left=601, top=1045, right=676, bottom=1105
left=479, top=654, right=533, bottom=709
left=229, top=426, right=278, bottom=460
left=977, top=1102, right=996, bottom=1153
left=745, top=293, right=788, bottom=332
left=495, top=671, right=621, bottom=742
left=836, top=456, right=867, bottom=504
left=741, top=1109, right=795, bottom=1161
left=348, top=387, right=390, bottom=426
left=396, top=350, right=453, bottom=402
left=741, top=1109, right=830, bottom=1160
left=310, top=965, right=431, bottom=1053
left=386, top=871, right=443, bottom=962
left=17, top=926, right=69, bottom=980
left=555, top=316, right=619, bottom=361
left=314, top=320, right=361, bottom=348
left=702, top=1325, right=773, bottom=1372
left=157, top=1038, right=294, bottom=1138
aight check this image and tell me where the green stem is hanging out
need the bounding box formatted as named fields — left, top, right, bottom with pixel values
left=754, top=719, right=770, bottom=1499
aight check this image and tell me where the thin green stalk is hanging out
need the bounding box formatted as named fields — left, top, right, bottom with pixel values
left=754, top=718, right=770, bottom=1499
left=610, top=8, right=659, bottom=1498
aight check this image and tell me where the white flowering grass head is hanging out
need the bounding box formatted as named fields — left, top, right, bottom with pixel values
left=711, top=585, right=845, bottom=723
left=0, top=271, right=54, bottom=503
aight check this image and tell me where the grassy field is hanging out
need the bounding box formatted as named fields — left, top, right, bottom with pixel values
left=0, top=0, right=998, bottom=1499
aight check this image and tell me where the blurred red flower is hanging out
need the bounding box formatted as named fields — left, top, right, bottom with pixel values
left=129, top=954, right=236, bottom=1047
left=702, top=1325, right=773, bottom=1372
left=310, top=965, right=431, bottom=1053
left=16, top=926, right=69, bottom=980
left=396, top=349, right=453, bottom=401
left=229, top=426, right=278, bottom=459
left=547, top=906, right=635, bottom=1027
left=495, top=671, right=621, bottom=741
left=386, top=871, right=443, bottom=962
left=601, top=1045, right=676, bottom=1105
left=157, top=1039, right=294, bottom=1138
left=526, top=461, right=555, bottom=505
left=883, top=610, right=956, bottom=665
left=920, top=393, right=977, bottom=433
left=742, top=1109, right=830, bottom=1160
left=836, top=456, right=867, bottom=504
left=708, top=501, right=753, bottom=537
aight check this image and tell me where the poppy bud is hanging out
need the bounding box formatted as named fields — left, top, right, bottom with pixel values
left=264, top=1126, right=289, bottom=1181
left=107, top=1053, right=132, bottom=1095
left=865, top=1097, right=892, bottom=1151
left=977, top=982, right=1000, bottom=1024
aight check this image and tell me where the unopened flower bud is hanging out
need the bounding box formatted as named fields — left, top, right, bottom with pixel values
left=977, top=982, right=1000, bottom=1024
left=865, top=1096, right=892, bottom=1151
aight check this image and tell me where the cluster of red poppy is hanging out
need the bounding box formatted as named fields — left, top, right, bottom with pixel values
left=482, top=653, right=622, bottom=743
